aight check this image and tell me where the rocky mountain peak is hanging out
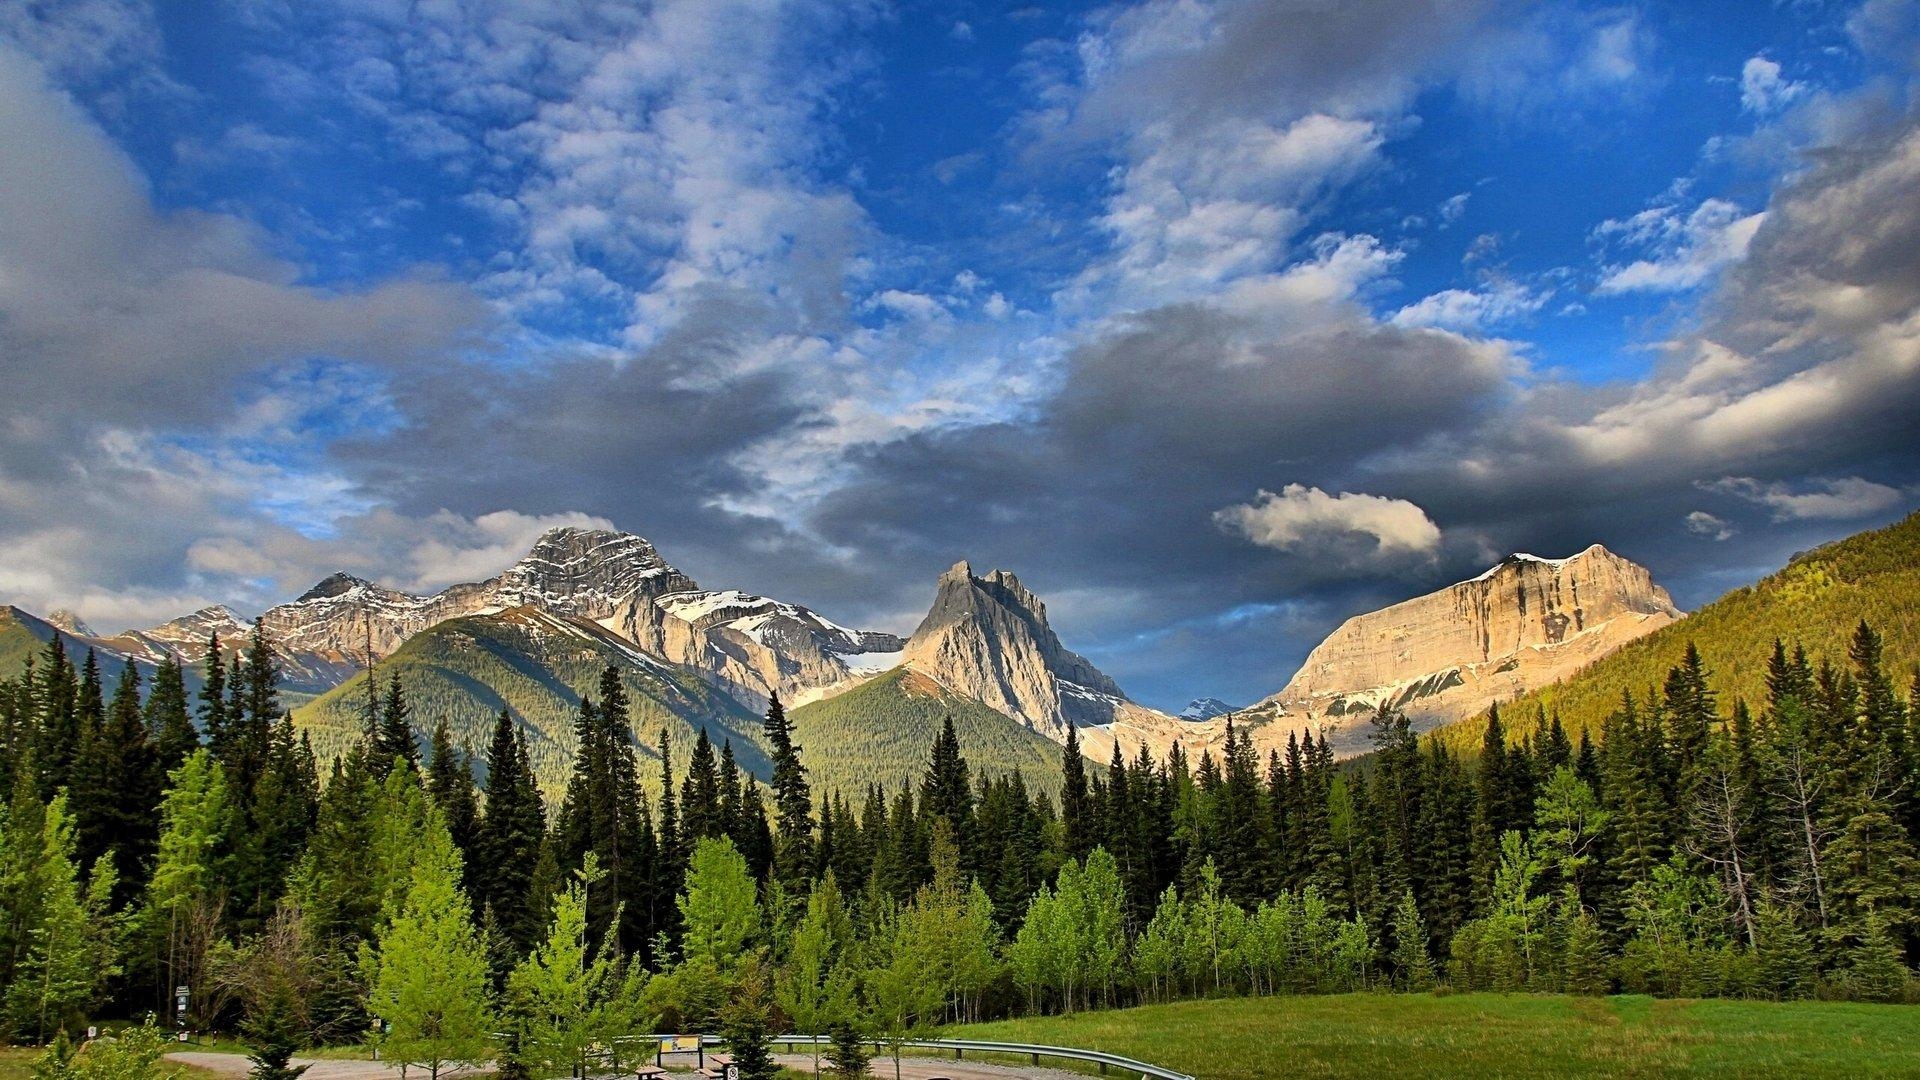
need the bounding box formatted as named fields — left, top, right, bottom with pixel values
left=902, top=559, right=1136, bottom=740
left=296, top=572, right=381, bottom=602
left=1250, top=542, right=1681, bottom=753
left=47, top=609, right=93, bottom=637
left=1180, top=697, right=1235, bottom=720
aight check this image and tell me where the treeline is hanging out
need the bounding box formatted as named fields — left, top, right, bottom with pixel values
left=0, top=618, right=1916, bottom=1076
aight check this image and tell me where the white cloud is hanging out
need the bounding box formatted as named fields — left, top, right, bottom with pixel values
left=1392, top=279, right=1548, bottom=332
left=1439, top=192, right=1470, bottom=226
left=867, top=289, right=949, bottom=322
left=1214, top=485, right=1442, bottom=561
left=1683, top=511, right=1735, bottom=541
left=1083, top=113, right=1385, bottom=307
left=1594, top=197, right=1765, bottom=294
left=1739, top=56, right=1807, bottom=116
left=1703, top=476, right=1908, bottom=522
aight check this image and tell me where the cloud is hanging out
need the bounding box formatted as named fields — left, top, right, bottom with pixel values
left=1392, top=278, right=1548, bottom=331
left=1439, top=192, right=1471, bottom=226
left=1594, top=197, right=1765, bottom=294
left=1739, top=56, right=1807, bottom=116
left=1215, top=485, right=1443, bottom=562
left=1683, top=511, right=1735, bottom=541
left=1703, top=477, right=1909, bottom=522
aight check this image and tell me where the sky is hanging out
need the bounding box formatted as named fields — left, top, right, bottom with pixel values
left=2, top=0, right=1919, bottom=712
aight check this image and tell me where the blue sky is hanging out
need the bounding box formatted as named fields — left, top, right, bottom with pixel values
left=2, top=0, right=1918, bottom=710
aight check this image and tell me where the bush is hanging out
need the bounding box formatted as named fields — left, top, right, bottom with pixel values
left=825, top=1019, right=871, bottom=1077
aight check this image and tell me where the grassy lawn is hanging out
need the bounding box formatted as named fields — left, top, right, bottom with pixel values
left=0, top=1045, right=216, bottom=1078
left=946, top=993, right=1920, bottom=1079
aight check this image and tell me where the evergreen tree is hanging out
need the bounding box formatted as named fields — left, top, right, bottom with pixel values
left=376, top=674, right=418, bottom=775
left=1388, top=889, right=1435, bottom=991
left=144, top=750, right=229, bottom=1027
left=4, top=795, right=112, bottom=1042
left=1060, top=723, right=1092, bottom=863
left=425, top=720, right=481, bottom=888
left=476, top=712, right=546, bottom=958
left=144, top=657, right=197, bottom=782
left=761, top=694, right=815, bottom=895
left=681, top=730, right=724, bottom=843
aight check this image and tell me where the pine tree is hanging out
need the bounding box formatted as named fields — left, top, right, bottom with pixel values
left=145, top=750, right=229, bottom=1027
left=144, top=657, right=198, bottom=781
left=681, top=730, right=724, bottom=843
left=5, top=794, right=111, bottom=1042
left=32, top=638, right=79, bottom=802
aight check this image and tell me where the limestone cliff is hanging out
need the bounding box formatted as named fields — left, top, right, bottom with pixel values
left=900, top=560, right=1141, bottom=740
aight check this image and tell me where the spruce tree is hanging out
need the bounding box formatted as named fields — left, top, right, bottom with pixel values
left=477, top=712, right=545, bottom=958
left=1061, top=723, right=1092, bottom=863
left=377, top=674, right=419, bottom=774
left=761, top=694, right=815, bottom=894
left=426, top=719, right=482, bottom=892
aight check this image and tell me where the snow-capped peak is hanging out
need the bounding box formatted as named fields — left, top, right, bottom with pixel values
left=1180, top=697, right=1236, bottom=720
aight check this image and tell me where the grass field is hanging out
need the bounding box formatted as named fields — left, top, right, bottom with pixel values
left=946, top=993, right=1920, bottom=1078
left=0, top=1045, right=214, bottom=1078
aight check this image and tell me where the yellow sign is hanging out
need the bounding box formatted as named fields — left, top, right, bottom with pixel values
left=660, top=1035, right=702, bottom=1054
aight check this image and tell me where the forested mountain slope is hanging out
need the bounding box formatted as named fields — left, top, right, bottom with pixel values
left=789, top=667, right=1070, bottom=802
left=291, top=606, right=764, bottom=798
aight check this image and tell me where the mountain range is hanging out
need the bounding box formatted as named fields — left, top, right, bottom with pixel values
left=8, top=513, right=1915, bottom=796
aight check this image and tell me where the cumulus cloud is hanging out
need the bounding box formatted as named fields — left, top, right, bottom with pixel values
left=1703, top=477, right=1909, bottom=522
left=1683, top=511, right=1736, bottom=541
left=1215, top=486, right=1443, bottom=561
left=1739, top=56, right=1807, bottom=115
left=1594, top=197, right=1765, bottom=294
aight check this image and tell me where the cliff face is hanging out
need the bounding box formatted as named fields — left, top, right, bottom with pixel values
left=1240, top=544, right=1682, bottom=754
left=900, top=561, right=1136, bottom=740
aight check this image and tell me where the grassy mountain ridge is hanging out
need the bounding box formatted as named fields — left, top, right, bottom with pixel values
left=1445, top=511, right=1920, bottom=748
left=291, top=606, right=765, bottom=800
left=790, top=667, right=1071, bottom=803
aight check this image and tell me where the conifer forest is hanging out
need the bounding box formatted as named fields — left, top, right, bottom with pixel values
left=1, top=616, right=1916, bottom=1077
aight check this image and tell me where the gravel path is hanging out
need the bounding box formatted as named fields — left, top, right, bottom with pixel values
left=165, top=1052, right=490, bottom=1078
left=167, top=1051, right=1086, bottom=1080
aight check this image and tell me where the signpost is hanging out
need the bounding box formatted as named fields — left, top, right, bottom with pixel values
left=174, top=985, right=188, bottom=1040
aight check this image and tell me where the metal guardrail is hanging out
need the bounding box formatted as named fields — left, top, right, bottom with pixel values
left=622, top=1032, right=1194, bottom=1080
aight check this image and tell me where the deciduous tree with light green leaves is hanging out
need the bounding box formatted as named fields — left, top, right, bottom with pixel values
left=144, top=749, right=228, bottom=1026
left=678, top=836, right=760, bottom=970
left=507, top=854, right=649, bottom=1078
left=5, top=793, right=116, bottom=1043
left=362, top=808, right=494, bottom=1080
left=774, top=872, right=855, bottom=1078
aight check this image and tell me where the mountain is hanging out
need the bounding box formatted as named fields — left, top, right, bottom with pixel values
left=788, top=667, right=1068, bottom=802
left=1235, top=544, right=1681, bottom=753
left=290, top=605, right=765, bottom=799
left=258, top=527, right=898, bottom=708
left=1075, top=544, right=1681, bottom=764
left=898, top=560, right=1159, bottom=741
left=1448, top=510, right=1920, bottom=748
left=1180, top=698, right=1236, bottom=720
